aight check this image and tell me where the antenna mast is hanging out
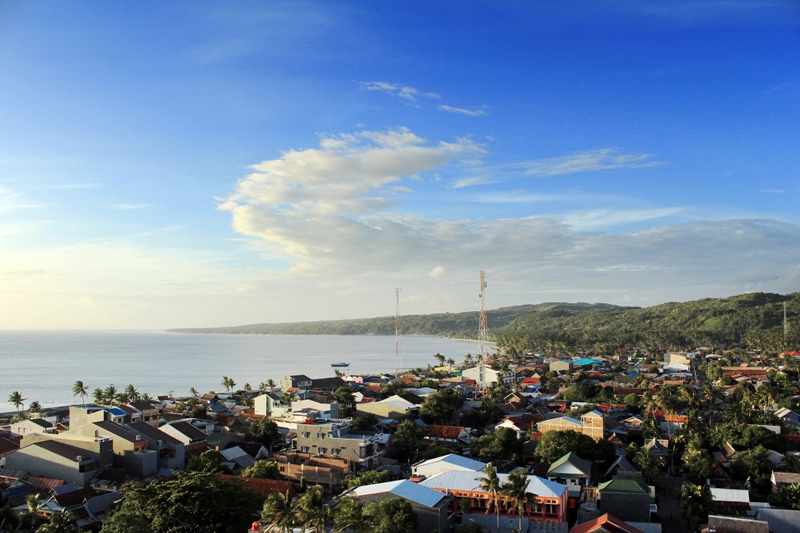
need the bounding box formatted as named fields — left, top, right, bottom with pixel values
left=478, top=271, right=488, bottom=362
left=395, top=287, right=401, bottom=380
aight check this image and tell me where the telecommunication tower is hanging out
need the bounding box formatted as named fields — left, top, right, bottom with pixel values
left=395, top=287, right=402, bottom=380
left=478, top=271, right=488, bottom=361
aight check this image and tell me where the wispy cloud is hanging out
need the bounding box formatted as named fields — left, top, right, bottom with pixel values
left=562, top=207, right=685, bottom=230
left=0, top=187, right=45, bottom=214
left=450, top=176, right=500, bottom=189
left=358, top=81, right=440, bottom=102
left=523, top=149, right=667, bottom=176
left=438, top=105, right=488, bottom=116
left=40, top=183, right=102, bottom=189
left=110, top=204, right=152, bottom=210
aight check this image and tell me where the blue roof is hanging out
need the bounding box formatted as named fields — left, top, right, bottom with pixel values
left=105, top=407, right=127, bottom=417
left=573, top=358, right=602, bottom=366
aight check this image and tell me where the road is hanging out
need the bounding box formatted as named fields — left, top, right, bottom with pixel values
left=654, top=475, right=690, bottom=533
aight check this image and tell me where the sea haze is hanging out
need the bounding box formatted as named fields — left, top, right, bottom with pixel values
left=0, top=330, right=479, bottom=408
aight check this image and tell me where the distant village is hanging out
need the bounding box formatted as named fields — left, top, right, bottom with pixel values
left=1, top=345, right=800, bottom=533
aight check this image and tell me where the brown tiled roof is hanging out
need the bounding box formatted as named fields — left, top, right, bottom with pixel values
left=425, top=425, right=465, bottom=439
left=27, top=476, right=65, bottom=491
left=184, top=442, right=211, bottom=457
left=570, top=512, right=645, bottom=533
left=217, top=474, right=294, bottom=497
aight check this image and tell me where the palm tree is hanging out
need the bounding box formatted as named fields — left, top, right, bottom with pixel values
left=36, top=509, right=77, bottom=533
left=141, top=392, right=152, bottom=401
left=476, top=464, right=502, bottom=529
left=464, top=353, right=473, bottom=368
left=189, top=387, right=199, bottom=398
left=72, top=380, right=88, bottom=405
left=501, top=470, right=531, bottom=532
left=634, top=448, right=662, bottom=484
left=294, top=485, right=329, bottom=533
left=267, top=378, right=276, bottom=389
left=434, top=353, right=446, bottom=367
left=21, top=494, right=44, bottom=529
left=28, top=401, right=41, bottom=414
left=244, top=383, right=252, bottom=393
left=103, top=385, right=117, bottom=405
left=8, top=391, right=24, bottom=413
left=92, top=388, right=104, bottom=405
left=124, top=384, right=139, bottom=403
left=447, top=358, right=455, bottom=373
left=262, top=490, right=295, bottom=533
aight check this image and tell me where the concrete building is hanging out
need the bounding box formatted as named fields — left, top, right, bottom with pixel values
left=65, top=421, right=157, bottom=479
left=126, top=402, right=160, bottom=426
left=4, top=434, right=113, bottom=487
left=597, top=479, right=652, bottom=523
left=295, top=420, right=384, bottom=470
left=537, top=410, right=605, bottom=441
left=69, top=406, right=127, bottom=428
left=348, top=480, right=454, bottom=533
left=462, top=365, right=505, bottom=388
left=9, top=418, right=55, bottom=436
left=126, top=422, right=186, bottom=471
left=281, top=375, right=312, bottom=391
left=254, top=393, right=291, bottom=418
left=159, top=421, right=208, bottom=446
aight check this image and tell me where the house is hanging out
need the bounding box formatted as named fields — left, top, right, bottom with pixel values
left=160, top=421, right=208, bottom=445
left=272, top=451, right=351, bottom=492
left=347, top=479, right=454, bottom=533
left=280, top=375, right=312, bottom=391
left=291, top=399, right=341, bottom=418
left=605, top=455, right=637, bottom=479
left=537, top=410, right=605, bottom=441
left=69, top=406, right=128, bottom=428
left=64, top=421, right=157, bottom=479
left=411, top=454, right=487, bottom=478
left=126, top=422, right=186, bottom=471
left=570, top=513, right=647, bottom=533
left=771, top=471, right=800, bottom=492
left=126, top=402, right=160, bottom=426
left=4, top=434, right=114, bottom=487
left=705, top=515, right=769, bottom=533
left=217, top=474, right=294, bottom=499
left=295, top=420, right=384, bottom=470
left=710, top=487, right=750, bottom=514
left=423, top=425, right=472, bottom=446
left=254, top=393, right=290, bottom=418
left=774, top=408, right=800, bottom=428
left=549, top=361, right=573, bottom=374
left=642, top=439, right=670, bottom=463
left=356, top=396, right=416, bottom=419
left=462, top=365, right=503, bottom=388
left=419, top=469, right=569, bottom=523
left=597, top=479, right=652, bottom=523
left=9, top=418, right=55, bottom=436
left=548, top=452, right=593, bottom=489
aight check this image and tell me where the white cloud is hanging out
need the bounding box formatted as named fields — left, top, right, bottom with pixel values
left=438, top=105, right=488, bottom=116
left=562, top=208, right=685, bottom=230
left=430, top=266, right=445, bottom=278
left=359, top=82, right=441, bottom=102
left=0, top=187, right=44, bottom=214
left=523, top=149, right=667, bottom=176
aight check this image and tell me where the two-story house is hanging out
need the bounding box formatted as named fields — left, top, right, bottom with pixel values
left=294, top=420, right=384, bottom=470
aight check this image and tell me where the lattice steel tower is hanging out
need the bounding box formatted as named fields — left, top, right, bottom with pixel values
left=395, top=287, right=402, bottom=379
left=478, top=271, right=488, bottom=361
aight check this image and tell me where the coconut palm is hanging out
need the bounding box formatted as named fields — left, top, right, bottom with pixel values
left=267, top=378, right=276, bottom=389
left=261, top=490, right=295, bottom=533
left=92, top=388, right=104, bottom=405
left=124, top=384, right=140, bottom=403
left=36, top=509, right=77, bottom=533
left=294, top=485, right=329, bottom=533
left=103, top=385, right=117, bottom=405
left=434, top=353, right=446, bottom=367
left=141, top=392, right=152, bottom=402
left=21, top=494, right=44, bottom=529
left=189, top=387, right=199, bottom=398
left=8, top=391, right=24, bottom=413
left=501, top=470, right=532, bottom=532
left=244, top=383, right=252, bottom=393
left=476, top=464, right=502, bottom=529
left=28, top=401, right=41, bottom=414
left=72, top=380, right=88, bottom=405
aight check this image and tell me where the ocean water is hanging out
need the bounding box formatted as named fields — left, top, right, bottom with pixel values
left=0, top=331, right=479, bottom=409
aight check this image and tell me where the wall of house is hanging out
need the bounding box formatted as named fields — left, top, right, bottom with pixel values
left=4, top=445, right=99, bottom=487
left=598, top=493, right=650, bottom=523
left=295, top=423, right=379, bottom=469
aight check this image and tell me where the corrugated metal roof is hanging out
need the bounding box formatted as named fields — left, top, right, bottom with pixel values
left=412, top=453, right=486, bottom=471
left=420, top=470, right=566, bottom=498
left=710, top=487, right=750, bottom=503
left=352, top=480, right=448, bottom=508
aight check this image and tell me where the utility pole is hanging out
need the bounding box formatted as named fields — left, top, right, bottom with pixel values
left=395, top=287, right=401, bottom=380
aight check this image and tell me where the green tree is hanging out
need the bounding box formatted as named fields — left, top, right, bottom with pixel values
left=681, top=483, right=713, bottom=532
left=99, top=473, right=262, bottom=533
left=388, top=420, right=423, bottom=463
left=294, top=485, right=329, bottom=533
left=351, top=414, right=378, bottom=431
left=475, top=464, right=502, bottom=530
left=7, top=391, right=24, bottom=413
left=98, top=510, right=153, bottom=533
left=72, top=381, right=88, bottom=405
left=103, top=385, right=117, bottom=405
left=28, top=401, right=41, bottom=414
left=339, top=470, right=389, bottom=492
left=501, top=470, right=532, bottom=532
left=189, top=387, right=199, bottom=398
left=186, top=450, right=231, bottom=475
left=535, top=430, right=615, bottom=465
left=241, top=461, right=283, bottom=480
left=420, top=388, right=464, bottom=424
left=261, top=491, right=295, bottom=533
left=92, top=387, right=104, bottom=405
left=683, top=445, right=713, bottom=485
left=20, top=493, right=43, bottom=529
left=332, top=497, right=369, bottom=533
left=362, top=497, right=418, bottom=533
left=36, top=510, right=78, bottom=533
left=124, top=384, right=139, bottom=403
left=249, top=418, right=281, bottom=448
left=469, top=427, right=523, bottom=462
left=333, top=386, right=356, bottom=418
left=632, top=448, right=663, bottom=484
left=380, top=382, right=406, bottom=398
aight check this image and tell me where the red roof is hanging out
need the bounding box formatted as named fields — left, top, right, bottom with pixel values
left=425, top=425, right=465, bottom=439
left=464, top=379, right=477, bottom=386
left=570, top=513, right=645, bottom=533
left=27, top=476, right=65, bottom=491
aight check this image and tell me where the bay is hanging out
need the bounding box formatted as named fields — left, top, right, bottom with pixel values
left=0, top=330, right=479, bottom=409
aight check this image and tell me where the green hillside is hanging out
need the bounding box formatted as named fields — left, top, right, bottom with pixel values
left=167, top=292, right=800, bottom=353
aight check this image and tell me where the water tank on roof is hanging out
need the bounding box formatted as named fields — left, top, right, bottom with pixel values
left=305, top=418, right=314, bottom=424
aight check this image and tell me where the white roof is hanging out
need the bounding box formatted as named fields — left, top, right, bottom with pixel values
left=219, top=446, right=249, bottom=461
left=413, top=453, right=487, bottom=472
left=710, top=487, right=750, bottom=503
left=351, top=480, right=448, bottom=508
left=420, top=470, right=566, bottom=499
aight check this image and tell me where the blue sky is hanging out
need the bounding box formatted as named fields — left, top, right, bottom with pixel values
left=1, top=1, right=799, bottom=328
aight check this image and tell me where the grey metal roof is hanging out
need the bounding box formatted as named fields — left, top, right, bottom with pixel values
left=352, top=480, right=448, bottom=508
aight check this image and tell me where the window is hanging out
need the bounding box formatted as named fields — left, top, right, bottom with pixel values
left=319, top=447, right=327, bottom=454
left=301, top=432, right=310, bottom=438
left=300, top=446, right=309, bottom=453
left=332, top=448, right=340, bottom=456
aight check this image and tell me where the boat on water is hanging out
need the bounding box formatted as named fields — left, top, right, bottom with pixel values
left=331, top=362, right=350, bottom=367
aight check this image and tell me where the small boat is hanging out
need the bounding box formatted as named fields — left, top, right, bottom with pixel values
left=331, top=362, right=350, bottom=367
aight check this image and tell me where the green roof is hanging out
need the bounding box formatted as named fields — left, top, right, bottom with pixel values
left=548, top=452, right=591, bottom=475
left=598, top=479, right=650, bottom=494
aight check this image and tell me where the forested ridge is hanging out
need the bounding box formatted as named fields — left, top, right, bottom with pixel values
left=167, top=292, right=800, bottom=353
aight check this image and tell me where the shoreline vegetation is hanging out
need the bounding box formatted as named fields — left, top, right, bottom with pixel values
left=167, top=291, right=800, bottom=354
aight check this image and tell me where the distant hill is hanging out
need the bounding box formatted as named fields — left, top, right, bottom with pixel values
left=167, top=292, right=800, bottom=352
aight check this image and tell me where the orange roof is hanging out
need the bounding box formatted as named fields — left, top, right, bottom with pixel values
left=425, top=425, right=465, bottom=439
left=570, top=513, right=645, bottom=533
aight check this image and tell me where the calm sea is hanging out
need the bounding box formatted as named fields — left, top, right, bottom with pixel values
left=0, top=331, right=479, bottom=409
